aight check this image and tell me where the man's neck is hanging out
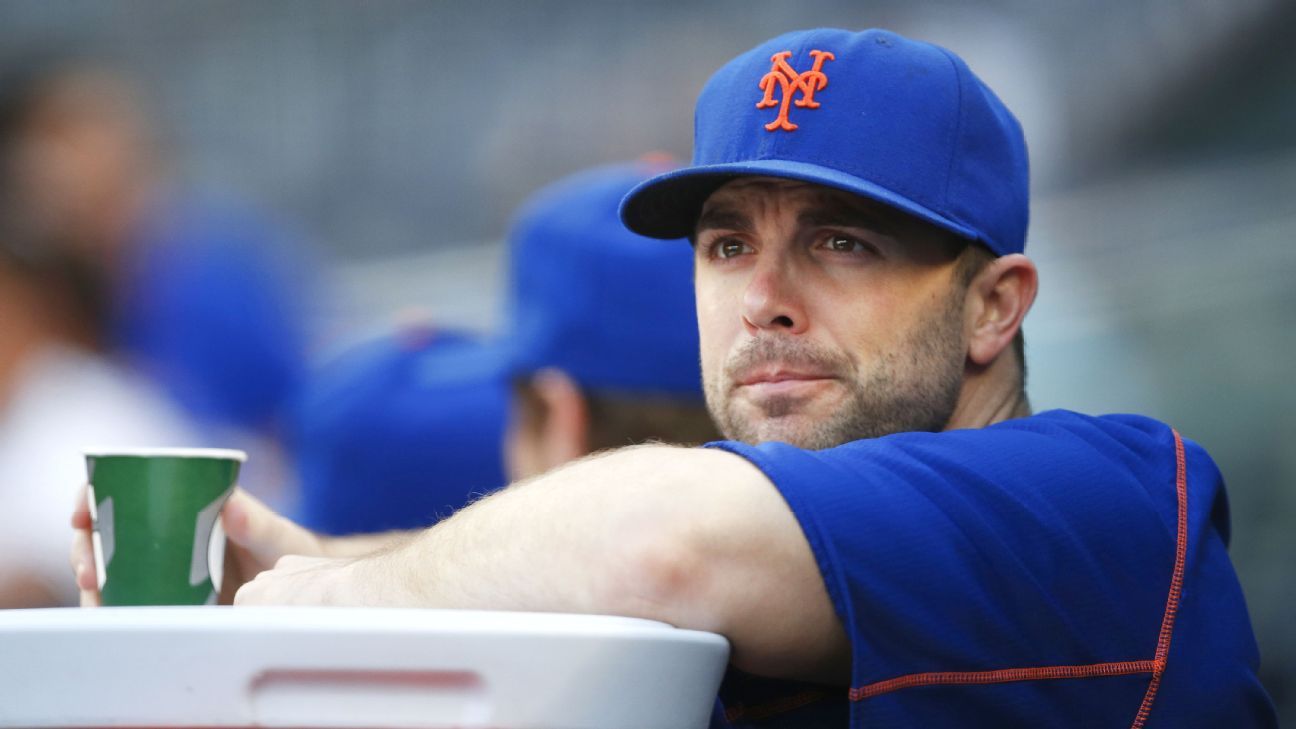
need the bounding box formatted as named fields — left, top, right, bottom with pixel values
left=945, top=356, right=1031, bottom=431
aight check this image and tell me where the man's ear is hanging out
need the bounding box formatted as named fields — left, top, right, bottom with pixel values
left=966, top=253, right=1037, bottom=367
left=527, top=368, right=590, bottom=472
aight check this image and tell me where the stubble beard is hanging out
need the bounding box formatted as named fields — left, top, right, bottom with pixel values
left=705, top=293, right=968, bottom=450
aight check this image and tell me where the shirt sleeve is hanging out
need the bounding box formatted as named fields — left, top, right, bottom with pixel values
left=707, top=411, right=1187, bottom=720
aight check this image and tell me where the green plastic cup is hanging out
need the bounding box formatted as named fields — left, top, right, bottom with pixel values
left=86, top=448, right=245, bottom=606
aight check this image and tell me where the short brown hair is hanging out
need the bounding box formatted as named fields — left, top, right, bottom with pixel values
left=512, top=377, right=721, bottom=452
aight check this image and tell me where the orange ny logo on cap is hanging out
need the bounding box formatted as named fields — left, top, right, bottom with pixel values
left=756, top=50, right=835, bottom=132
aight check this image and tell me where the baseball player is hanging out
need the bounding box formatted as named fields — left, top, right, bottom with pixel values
left=75, top=28, right=1276, bottom=726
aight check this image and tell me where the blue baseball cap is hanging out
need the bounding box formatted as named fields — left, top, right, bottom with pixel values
left=292, top=327, right=510, bottom=534
left=501, top=159, right=702, bottom=396
left=620, top=28, right=1029, bottom=257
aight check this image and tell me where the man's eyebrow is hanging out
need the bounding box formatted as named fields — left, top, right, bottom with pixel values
left=798, top=206, right=896, bottom=236
left=694, top=207, right=751, bottom=235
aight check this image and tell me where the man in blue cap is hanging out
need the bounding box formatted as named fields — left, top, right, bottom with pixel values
left=496, top=160, right=718, bottom=478
left=77, top=29, right=1276, bottom=725
left=291, top=160, right=716, bottom=535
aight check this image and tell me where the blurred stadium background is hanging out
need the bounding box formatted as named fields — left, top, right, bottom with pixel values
left=3, top=0, right=1293, bottom=715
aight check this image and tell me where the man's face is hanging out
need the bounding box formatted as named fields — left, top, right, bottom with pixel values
left=694, top=177, right=972, bottom=449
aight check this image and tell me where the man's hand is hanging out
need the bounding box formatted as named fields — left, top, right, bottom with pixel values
left=69, top=486, right=329, bottom=606
left=233, top=555, right=357, bottom=606
left=233, top=545, right=425, bottom=607
left=215, top=488, right=333, bottom=603
left=69, top=485, right=101, bottom=607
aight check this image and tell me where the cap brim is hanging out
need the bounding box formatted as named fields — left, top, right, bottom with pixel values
left=620, top=159, right=981, bottom=244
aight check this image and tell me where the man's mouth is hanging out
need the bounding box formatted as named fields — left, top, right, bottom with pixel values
left=734, top=366, right=838, bottom=396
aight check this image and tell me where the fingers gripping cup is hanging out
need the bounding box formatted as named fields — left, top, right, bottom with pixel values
left=85, top=448, right=245, bottom=606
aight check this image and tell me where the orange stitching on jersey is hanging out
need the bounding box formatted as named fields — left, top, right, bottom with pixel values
left=724, top=689, right=829, bottom=723
left=1129, top=428, right=1189, bottom=727
left=848, top=661, right=1156, bottom=701
left=756, top=50, right=834, bottom=132
left=847, top=429, right=1190, bottom=727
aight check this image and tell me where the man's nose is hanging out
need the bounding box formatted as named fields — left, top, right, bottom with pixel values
left=741, top=257, right=807, bottom=335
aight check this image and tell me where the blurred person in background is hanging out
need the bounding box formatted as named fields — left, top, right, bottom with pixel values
left=0, top=162, right=196, bottom=608
left=497, top=160, right=718, bottom=476
left=292, top=160, right=716, bottom=535
left=0, top=52, right=315, bottom=500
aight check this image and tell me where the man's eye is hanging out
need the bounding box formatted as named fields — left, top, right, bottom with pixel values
left=825, top=235, right=866, bottom=253
left=714, top=239, right=749, bottom=259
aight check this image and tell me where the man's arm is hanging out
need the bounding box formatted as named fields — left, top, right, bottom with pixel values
left=235, top=445, right=850, bottom=684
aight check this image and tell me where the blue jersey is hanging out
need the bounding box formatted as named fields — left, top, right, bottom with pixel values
left=706, top=410, right=1276, bottom=727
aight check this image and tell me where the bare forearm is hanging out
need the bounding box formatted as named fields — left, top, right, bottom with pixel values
left=238, top=444, right=848, bottom=682
left=365, top=445, right=847, bottom=680
left=370, top=445, right=689, bottom=615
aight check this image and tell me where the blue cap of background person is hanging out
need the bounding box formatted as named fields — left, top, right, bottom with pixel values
left=292, top=160, right=699, bottom=534
left=502, top=158, right=701, bottom=395
left=292, top=327, right=510, bottom=534
left=620, top=28, right=1029, bottom=257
